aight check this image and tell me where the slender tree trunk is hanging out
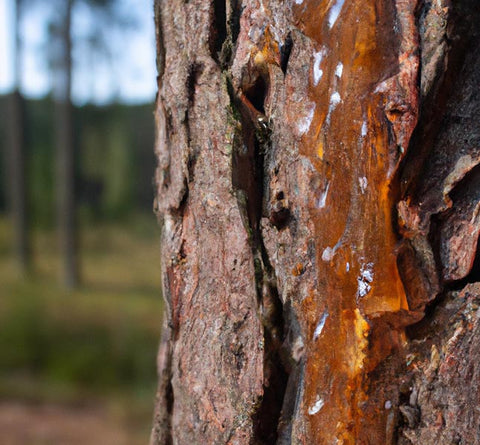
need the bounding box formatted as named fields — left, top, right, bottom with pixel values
left=152, top=0, right=480, bottom=443
left=55, top=0, right=78, bottom=289
left=9, top=0, right=30, bottom=275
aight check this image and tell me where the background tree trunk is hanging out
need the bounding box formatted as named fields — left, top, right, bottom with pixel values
left=8, top=0, right=30, bottom=275
left=55, top=0, right=78, bottom=289
left=151, top=0, right=480, bottom=443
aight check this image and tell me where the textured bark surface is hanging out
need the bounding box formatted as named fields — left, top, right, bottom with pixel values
left=152, top=0, right=480, bottom=443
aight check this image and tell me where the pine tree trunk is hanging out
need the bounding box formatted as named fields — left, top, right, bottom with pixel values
left=9, top=0, right=30, bottom=275
left=151, top=0, right=480, bottom=443
left=55, top=0, right=78, bottom=289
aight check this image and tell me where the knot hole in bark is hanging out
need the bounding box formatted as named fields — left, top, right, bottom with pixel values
left=280, top=33, right=293, bottom=74
left=270, top=190, right=291, bottom=231
left=243, top=71, right=268, bottom=114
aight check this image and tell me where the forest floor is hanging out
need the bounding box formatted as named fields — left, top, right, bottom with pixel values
left=0, top=215, right=163, bottom=444
left=0, top=400, right=144, bottom=445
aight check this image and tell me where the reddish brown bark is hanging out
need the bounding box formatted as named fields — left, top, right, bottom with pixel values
left=152, top=0, right=480, bottom=443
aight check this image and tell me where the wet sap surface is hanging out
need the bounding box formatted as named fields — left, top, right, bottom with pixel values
left=286, top=0, right=416, bottom=441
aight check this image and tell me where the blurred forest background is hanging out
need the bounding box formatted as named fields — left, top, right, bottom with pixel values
left=0, top=1, right=162, bottom=443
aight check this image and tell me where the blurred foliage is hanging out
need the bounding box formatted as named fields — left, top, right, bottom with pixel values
left=0, top=214, right=162, bottom=398
left=0, top=216, right=162, bottom=445
left=0, top=213, right=162, bottom=394
left=0, top=89, right=160, bottom=441
left=0, top=93, right=155, bottom=227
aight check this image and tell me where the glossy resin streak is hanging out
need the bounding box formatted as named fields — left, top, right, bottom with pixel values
left=287, top=0, right=420, bottom=442
left=256, top=0, right=420, bottom=442
left=288, top=0, right=420, bottom=442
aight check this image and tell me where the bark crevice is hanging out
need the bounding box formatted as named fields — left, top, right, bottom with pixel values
left=210, top=0, right=242, bottom=68
left=394, top=3, right=480, bottom=441
left=279, top=33, right=293, bottom=75
left=209, top=0, right=227, bottom=64
left=396, top=0, right=480, bottom=318
left=229, top=72, right=288, bottom=443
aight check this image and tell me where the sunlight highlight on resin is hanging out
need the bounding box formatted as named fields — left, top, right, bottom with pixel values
left=325, top=91, right=341, bottom=125
left=313, top=48, right=327, bottom=86
left=361, top=120, right=367, bottom=137
left=327, top=0, right=346, bottom=28
left=335, top=62, right=343, bottom=78
left=357, top=262, right=374, bottom=299
left=313, top=311, right=329, bottom=340
left=308, top=397, right=325, bottom=415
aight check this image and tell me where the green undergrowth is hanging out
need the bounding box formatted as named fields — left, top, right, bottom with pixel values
left=0, top=214, right=163, bottom=421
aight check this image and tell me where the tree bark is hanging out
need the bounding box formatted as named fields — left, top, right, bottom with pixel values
left=55, top=0, right=78, bottom=289
left=8, top=0, right=30, bottom=275
left=151, top=0, right=480, bottom=443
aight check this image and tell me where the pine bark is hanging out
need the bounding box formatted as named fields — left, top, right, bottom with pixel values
left=55, top=0, right=78, bottom=289
left=9, top=0, right=30, bottom=275
left=151, top=0, right=480, bottom=443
